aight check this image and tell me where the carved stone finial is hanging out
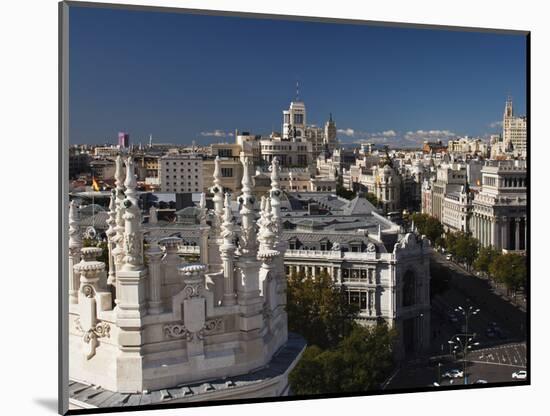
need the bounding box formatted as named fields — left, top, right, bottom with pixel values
left=149, top=206, right=158, bottom=224
left=69, top=200, right=82, bottom=253
left=198, top=192, right=207, bottom=226
left=178, top=263, right=207, bottom=299
left=210, top=156, right=224, bottom=235
left=115, top=155, right=125, bottom=191
left=220, top=193, right=235, bottom=249
left=238, top=155, right=258, bottom=257
left=121, top=156, right=143, bottom=271
left=269, top=157, right=282, bottom=243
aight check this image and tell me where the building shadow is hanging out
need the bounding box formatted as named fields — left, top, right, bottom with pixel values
left=33, top=398, right=58, bottom=413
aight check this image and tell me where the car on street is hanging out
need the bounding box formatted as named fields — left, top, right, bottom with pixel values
left=486, top=328, right=496, bottom=338
left=512, top=370, right=527, bottom=380
left=447, top=312, right=459, bottom=323
left=446, top=254, right=453, bottom=260
left=442, top=369, right=464, bottom=379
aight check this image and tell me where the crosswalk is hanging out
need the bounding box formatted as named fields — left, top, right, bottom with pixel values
left=469, top=343, right=526, bottom=368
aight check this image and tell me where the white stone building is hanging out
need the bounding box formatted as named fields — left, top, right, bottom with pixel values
left=441, top=186, right=472, bottom=233
left=68, top=155, right=304, bottom=408
left=281, top=211, right=431, bottom=358
left=470, top=160, right=527, bottom=251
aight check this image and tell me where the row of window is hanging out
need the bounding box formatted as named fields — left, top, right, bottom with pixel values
left=167, top=168, right=199, bottom=172
left=163, top=161, right=200, bottom=166
left=165, top=182, right=199, bottom=186
left=164, top=176, right=200, bottom=180
left=164, top=188, right=200, bottom=192
left=346, top=290, right=375, bottom=312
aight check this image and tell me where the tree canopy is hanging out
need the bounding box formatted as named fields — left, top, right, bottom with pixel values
left=336, top=185, right=356, bottom=200
left=489, top=253, right=527, bottom=295
left=289, top=324, right=396, bottom=395
left=286, top=271, right=358, bottom=349
left=474, top=246, right=501, bottom=274
left=446, top=231, right=479, bottom=268
left=364, top=192, right=379, bottom=207
left=411, top=213, right=444, bottom=245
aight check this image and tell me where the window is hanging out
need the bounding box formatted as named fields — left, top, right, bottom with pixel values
left=360, top=292, right=367, bottom=310
left=221, top=168, right=233, bottom=177
left=294, top=113, right=304, bottom=124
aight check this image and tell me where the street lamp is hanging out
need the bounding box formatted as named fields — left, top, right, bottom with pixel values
left=448, top=305, right=480, bottom=385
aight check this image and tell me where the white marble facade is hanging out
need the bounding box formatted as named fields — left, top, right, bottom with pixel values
left=68, top=155, right=296, bottom=399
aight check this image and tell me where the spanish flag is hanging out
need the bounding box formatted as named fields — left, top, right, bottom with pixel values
left=92, top=177, right=100, bottom=192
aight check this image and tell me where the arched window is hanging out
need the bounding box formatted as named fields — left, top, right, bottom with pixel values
left=402, top=270, right=416, bottom=307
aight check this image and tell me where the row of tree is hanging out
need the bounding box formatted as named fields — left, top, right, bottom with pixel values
left=287, top=271, right=396, bottom=395
left=410, top=213, right=527, bottom=297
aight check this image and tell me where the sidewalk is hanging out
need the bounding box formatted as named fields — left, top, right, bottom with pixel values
left=442, top=257, right=526, bottom=313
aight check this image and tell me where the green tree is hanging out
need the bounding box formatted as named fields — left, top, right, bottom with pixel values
left=411, top=213, right=444, bottom=245
left=286, top=271, right=358, bottom=349
left=474, top=246, right=501, bottom=275
left=450, top=232, right=479, bottom=270
left=336, top=185, right=356, bottom=200
left=289, top=324, right=396, bottom=395
left=489, top=254, right=527, bottom=296
left=365, top=192, right=379, bottom=207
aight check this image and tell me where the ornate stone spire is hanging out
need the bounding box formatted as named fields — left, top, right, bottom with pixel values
left=149, top=206, right=158, bottom=224
left=69, top=200, right=82, bottom=304
left=69, top=200, right=82, bottom=254
left=258, top=197, right=277, bottom=254
left=221, top=193, right=235, bottom=248
left=238, top=155, right=258, bottom=257
left=269, top=157, right=282, bottom=237
left=257, top=195, right=267, bottom=231
left=199, top=192, right=207, bottom=226
left=113, top=155, right=126, bottom=263
left=220, top=193, right=237, bottom=306
left=210, top=156, right=224, bottom=235
left=105, top=190, right=117, bottom=285
left=121, top=156, right=143, bottom=271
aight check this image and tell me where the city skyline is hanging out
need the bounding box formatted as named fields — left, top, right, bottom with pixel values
left=69, top=6, right=527, bottom=146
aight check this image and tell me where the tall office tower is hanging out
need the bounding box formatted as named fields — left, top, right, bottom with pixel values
left=118, top=131, right=130, bottom=148
left=502, top=97, right=527, bottom=156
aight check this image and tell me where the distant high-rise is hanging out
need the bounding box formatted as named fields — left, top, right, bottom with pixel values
left=118, top=131, right=130, bottom=148
left=502, top=97, right=527, bottom=156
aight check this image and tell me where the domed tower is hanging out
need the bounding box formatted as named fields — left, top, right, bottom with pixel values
left=282, top=82, right=306, bottom=141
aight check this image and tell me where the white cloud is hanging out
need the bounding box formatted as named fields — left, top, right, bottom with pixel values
left=337, top=128, right=355, bottom=137
left=489, top=121, right=503, bottom=129
left=200, top=130, right=230, bottom=137
left=382, top=130, right=397, bottom=137
left=403, top=129, right=456, bottom=141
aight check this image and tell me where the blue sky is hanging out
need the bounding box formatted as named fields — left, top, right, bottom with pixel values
left=69, top=6, right=527, bottom=147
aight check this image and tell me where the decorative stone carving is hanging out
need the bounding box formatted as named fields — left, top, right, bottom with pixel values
left=210, top=156, right=224, bottom=235
left=106, top=190, right=117, bottom=285
left=74, top=318, right=111, bottom=360
left=68, top=200, right=82, bottom=304
left=164, top=323, right=193, bottom=341
left=237, top=155, right=258, bottom=257
left=366, top=243, right=377, bottom=253
left=121, top=156, right=143, bottom=271
left=163, top=318, right=223, bottom=341
left=149, top=206, right=158, bottom=224
left=178, top=263, right=207, bottom=299
left=220, top=193, right=237, bottom=306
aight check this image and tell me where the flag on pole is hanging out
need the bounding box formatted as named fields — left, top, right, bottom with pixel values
left=92, top=177, right=100, bottom=192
